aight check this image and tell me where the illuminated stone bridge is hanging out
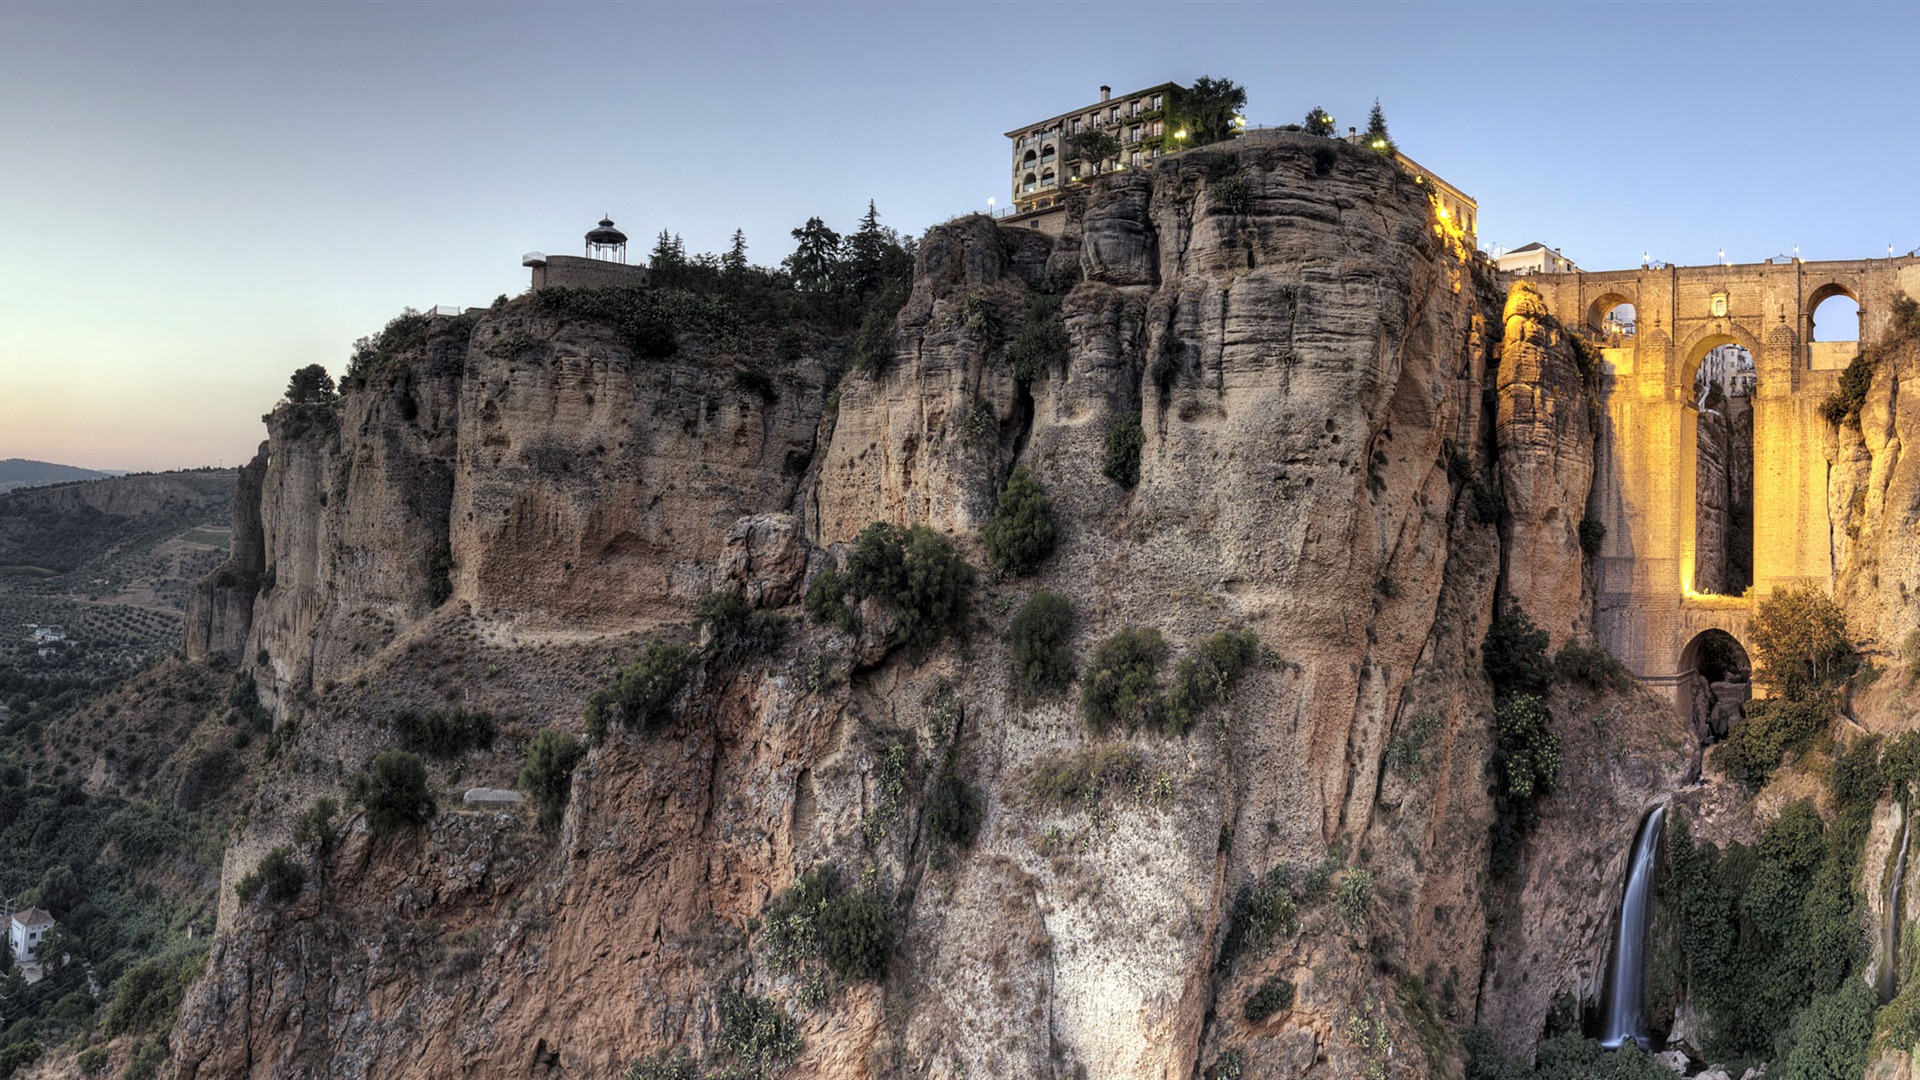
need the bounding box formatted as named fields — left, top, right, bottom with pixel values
left=1528, top=255, right=1920, bottom=684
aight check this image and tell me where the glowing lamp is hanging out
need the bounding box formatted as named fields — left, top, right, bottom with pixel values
left=1175, top=129, right=1188, bottom=139
left=1371, top=139, right=1387, bottom=149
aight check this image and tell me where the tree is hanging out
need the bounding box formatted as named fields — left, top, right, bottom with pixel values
left=519, top=728, right=584, bottom=829
left=349, top=750, right=436, bottom=838
left=844, top=200, right=905, bottom=300
left=981, top=467, right=1056, bottom=576
left=1168, top=76, right=1247, bottom=147
left=284, top=364, right=337, bottom=404
left=1748, top=584, right=1854, bottom=698
left=1009, top=591, right=1075, bottom=698
left=648, top=229, right=687, bottom=272
left=1066, top=130, right=1121, bottom=167
left=1364, top=98, right=1395, bottom=154
left=783, top=216, right=842, bottom=293
left=1303, top=106, right=1335, bottom=137
left=584, top=640, right=694, bottom=740
left=721, top=229, right=749, bottom=277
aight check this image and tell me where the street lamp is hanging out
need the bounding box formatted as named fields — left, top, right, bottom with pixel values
left=988, top=198, right=995, bottom=217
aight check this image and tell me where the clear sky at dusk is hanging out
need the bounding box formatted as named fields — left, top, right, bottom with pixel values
left=2, top=0, right=1916, bottom=472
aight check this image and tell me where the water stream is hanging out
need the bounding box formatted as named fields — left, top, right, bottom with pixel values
left=1599, top=803, right=1667, bottom=1050
left=1879, top=804, right=1912, bottom=1005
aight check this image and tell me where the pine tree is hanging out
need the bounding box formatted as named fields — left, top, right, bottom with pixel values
left=722, top=229, right=749, bottom=276
left=1365, top=99, right=1394, bottom=154
left=783, top=216, right=842, bottom=293
left=1303, top=106, right=1334, bottom=137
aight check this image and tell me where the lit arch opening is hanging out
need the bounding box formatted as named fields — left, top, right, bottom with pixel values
left=1810, top=285, right=1860, bottom=343
left=1689, top=340, right=1755, bottom=597
left=1588, top=295, right=1636, bottom=340
left=1676, top=629, right=1752, bottom=736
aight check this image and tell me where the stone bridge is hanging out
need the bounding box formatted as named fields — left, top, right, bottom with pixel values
left=1527, top=255, right=1920, bottom=685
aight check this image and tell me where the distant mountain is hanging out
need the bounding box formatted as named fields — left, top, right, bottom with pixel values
left=0, top=458, right=123, bottom=493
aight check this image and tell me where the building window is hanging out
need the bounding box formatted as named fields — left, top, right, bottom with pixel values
left=1152, top=94, right=1163, bottom=110
left=1130, top=150, right=1142, bottom=166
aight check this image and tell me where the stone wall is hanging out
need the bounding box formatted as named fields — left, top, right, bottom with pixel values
left=528, top=254, right=650, bottom=291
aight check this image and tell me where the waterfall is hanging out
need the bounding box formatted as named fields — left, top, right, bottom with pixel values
left=1599, top=804, right=1667, bottom=1050
left=1880, top=805, right=1912, bottom=1005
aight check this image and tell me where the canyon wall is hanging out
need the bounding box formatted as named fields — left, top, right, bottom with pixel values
left=173, top=132, right=1693, bottom=1080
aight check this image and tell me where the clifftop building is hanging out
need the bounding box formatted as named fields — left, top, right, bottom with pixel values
left=1497, top=242, right=1581, bottom=276
left=1005, top=82, right=1181, bottom=218
left=524, top=216, right=650, bottom=291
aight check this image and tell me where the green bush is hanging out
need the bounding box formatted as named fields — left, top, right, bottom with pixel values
left=1883, top=730, right=1920, bottom=800
left=1081, top=627, right=1166, bottom=733
left=1820, top=352, right=1872, bottom=427
left=1488, top=693, right=1561, bottom=877
left=1008, top=591, right=1075, bottom=698
left=981, top=467, right=1056, bottom=576
left=1005, top=294, right=1069, bottom=385
left=1217, top=863, right=1303, bottom=971
left=102, top=951, right=205, bottom=1037
left=1750, top=585, right=1855, bottom=699
left=0, top=1042, right=42, bottom=1080
left=1337, top=868, right=1374, bottom=923
left=1244, top=976, right=1295, bottom=1023
left=715, top=990, right=801, bottom=1079
left=1578, top=515, right=1606, bottom=556
left=584, top=640, right=694, bottom=741
left=1829, top=735, right=1882, bottom=816
left=852, top=280, right=906, bottom=378
left=818, top=886, right=892, bottom=981
left=293, top=796, right=340, bottom=854
left=349, top=749, right=436, bottom=838
left=1777, top=977, right=1873, bottom=1080
left=1027, top=743, right=1144, bottom=808
left=519, top=728, right=584, bottom=829
left=1553, top=641, right=1631, bottom=690
left=425, top=543, right=453, bottom=607
left=392, top=706, right=495, bottom=758
left=845, top=522, right=976, bottom=657
left=1483, top=596, right=1552, bottom=699
left=925, top=760, right=980, bottom=849
left=803, top=566, right=857, bottom=633
left=694, top=591, right=788, bottom=662
left=235, top=845, right=304, bottom=905
left=625, top=1049, right=697, bottom=1080
left=75, top=1046, right=108, bottom=1075
left=759, top=865, right=891, bottom=982
left=1102, top=410, right=1145, bottom=488
left=1164, top=629, right=1260, bottom=734
left=1715, top=695, right=1831, bottom=788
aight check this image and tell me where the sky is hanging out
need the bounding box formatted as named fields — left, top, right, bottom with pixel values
left=2, top=0, right=1917, bottom=472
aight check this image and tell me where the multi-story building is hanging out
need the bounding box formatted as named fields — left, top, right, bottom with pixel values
left=1497, top=242, right=1581, bottom=276
left=1004, top=82, right=1181, bottom=218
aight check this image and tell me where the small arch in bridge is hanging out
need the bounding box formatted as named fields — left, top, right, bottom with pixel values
left=1587, top=293, right=1637, bottom=339
left=1676, top=629, right=1753, bottom=735
left=1809, top=283, right=1860, bottom=343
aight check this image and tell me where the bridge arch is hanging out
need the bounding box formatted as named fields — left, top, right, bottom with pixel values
left=1808, top=281, right=1861, bottom=343
left=1675, top=626, right=1754, bottom=729
left=1676, top=325, right=1766, bottom=393
left=1587, top=292, right=1638, bottom=338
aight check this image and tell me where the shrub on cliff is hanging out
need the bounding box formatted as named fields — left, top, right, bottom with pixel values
left=982, top=467, right=1056, bottom=576
left=1749, top=584, right=1855, bottom=699
left=1009, top=591, right=1075, bottom=698
left=1553, top=641, right=1631, bottom=691
left=1102, top=410, right=1145, bottom=487
left=1819, top=352, right=1872, bottom=427
left=694, top=591, right=788, bottom=662
left=1715, top=695, right=1831, bottom=788
left=1005, top=294, right=1069, bottom=385
left=584, top=640, right=694, bottom=741
left=803, top=565, right=858, bottom=633
left=759, top=865, right=893, bottom=982
left=392, top=705, right=496, bottom=758
left=292, top=797, right=340, bottom=855
left=1578, top=515, right=1606, bottom=556
left=1244, top=976, right=1295, bottom=1023
left=1483, top=596, right=1552, bottom=699
left=235, top=845, right=304, bottom=905
left=1488, top=693, right=1561, bottom=878
left=715, top=990, right=802, bottom=1078
left=846, top=522, right=976, bottom=658
left=349, top=749, right=436, bottom=838
left=519, top=728, right=584, bottom=830
left=1081, top=626, right=1166, bottom=733
left=1777, top=979, right=1873, bottom=1080
left=1164, top=629, right=1260, bottom=734
left=925, top=758, right=980, bottom=850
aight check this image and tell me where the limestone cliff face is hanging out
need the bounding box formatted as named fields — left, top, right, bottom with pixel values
left=1828, top=337, right=1919, bottom=658
left=184, top=451, right=265, bottom=660
left=1494, top=282, right=1594, bottom=647
left=170, top=133, right=1690, bottom=1080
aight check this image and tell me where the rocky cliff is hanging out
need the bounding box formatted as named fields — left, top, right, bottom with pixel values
left=169, top=132, right=1696, bottom=1080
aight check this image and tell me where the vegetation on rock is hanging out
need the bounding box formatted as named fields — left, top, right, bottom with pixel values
left=844, top=521, right=976, bottom=658
left=519, top=728, right=584, bottom=830
left=1081, top=626, right=1166, bottom=733
left=693, top=591, right=788, bottom=663
left=981, top=467, right=1056, bottom=576
left=1008, top=590, right=1075, bottom=698
left=349, top=749, right=436, bottom=838
left=585, top=640, right=693, bottom=741
left=235, top=845, right=304, bottom=905
left=1102, top=410, right=1145, bottom=487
